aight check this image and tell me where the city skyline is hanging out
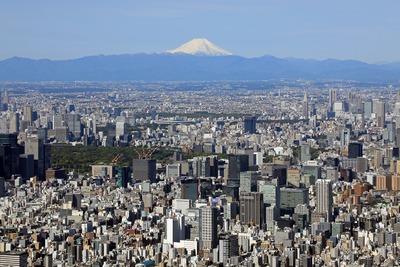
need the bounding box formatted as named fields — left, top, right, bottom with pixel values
left=1, top=1, right=400, bottom=63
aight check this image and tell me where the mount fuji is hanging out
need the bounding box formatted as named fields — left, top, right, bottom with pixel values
left=166, top=38, right=233, bottom=56
left=1, top=39, right=400, bottom=82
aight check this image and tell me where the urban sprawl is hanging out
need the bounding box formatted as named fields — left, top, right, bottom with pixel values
left=0, top=80, right=398, bottom=267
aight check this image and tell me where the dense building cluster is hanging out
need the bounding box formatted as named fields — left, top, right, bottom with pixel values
left=0, top=81, right=398, bottom=266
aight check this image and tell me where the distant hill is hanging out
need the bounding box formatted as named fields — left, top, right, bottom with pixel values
left=0, top=53, right=400, bottom=82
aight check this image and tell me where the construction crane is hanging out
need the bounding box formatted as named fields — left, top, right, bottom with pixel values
left=181, top=144, right=192, bottom=154
left=133, top=146, right=157, bottom=159
left=111, top=153, right=123, bottom=165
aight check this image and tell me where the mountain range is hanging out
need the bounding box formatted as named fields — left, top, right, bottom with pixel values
left=1, top=38, right=399, bottom=82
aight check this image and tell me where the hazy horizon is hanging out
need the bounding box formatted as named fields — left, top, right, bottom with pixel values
left=1, top=1, right=400, bottom=63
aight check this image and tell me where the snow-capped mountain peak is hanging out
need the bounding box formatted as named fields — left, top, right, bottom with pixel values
left=166, top=38, right=233, bottom=56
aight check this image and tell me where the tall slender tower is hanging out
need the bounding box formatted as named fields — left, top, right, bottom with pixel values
left=302, top=92, right=309, bottom=119
left=375, top=100, right=386, bottom=128
left=23, top=105, right=33, bottom=126
left=316, top=179, right=333, bottom=221
left=200, top=205, right=218, bottom=249
left=395, top=89, right=400, bottom=129
left=239, top=191, right=264, bottom=226
left=328, top=89, right=337, bottom=112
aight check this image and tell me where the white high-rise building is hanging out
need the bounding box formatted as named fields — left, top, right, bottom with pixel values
left=116, top=121, right=126, bottom=138
left=9, top=112, right=19, bottom=133
left=52, top=115, right=63, bottom=129
left=316, top=179, right=333, bottom=221
left=395, top=89, right=400, bottom=129
left=165, top=214, right=185, bottom=245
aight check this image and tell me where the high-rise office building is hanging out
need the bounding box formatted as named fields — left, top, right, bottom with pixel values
left=0, top=177, right=5, bottom=197
left=9, top=112, right=19, bottom=133
left=24, top=137, right=51, bottom=180
left=301, top=143, right=311, bottom=162
left=244, top=116, right=257, bottom=134
left=132, top=159, right=157, bottom=183
left=117, top=166, right=131, bottom=188
left=115, top=121, right=126, bottom=138
left=384, top=122, right=396, bottom=142
left=280, top=187, right=309, bottom=215
left=375, top=100, right=386, bottom=128
left=181, top=178, right=199, bottom=202
left=165, top=214, right=185, bottom=245
left=348, top=143, right=363, bottom=159
left=55, top=126, right=69, bottom=142
left=0, top=133, right=18, bottom=148
left=364, top=99, right=373, bottom=118
left=240, top=171, right=259, bottom=192
left=223, top=201, right=239, bottom=220
left=261, top=163, right=288, bottom=186
left=0, top=133, right=20, bottom=179
left=258, top=181, right=280, bottom=218
left=52, top=115, right=63, bottom=130
left=23, top=105, right=33, bottom=126
left=394, top=90, right=400, bottom=129
left=239, top=191, right=264, bottom=226
left=200, top=205, right=218, bottom=249
left=340, top=128, right=350, bottom=147
left=316, top=179, right=333, bottom=221
left=19, top=154, right=34, bottom=181
left=228, top=154, right=249, bottom=182
left=66, top=114, right=82, bottom=140
left=328, top=89, right=337, bottom=112
left=191, top=156, right=211, bottom=177
left=37, top=127, right=48, bottom=143
left=88, top=117, right=96, bottom=135
left=302, top=92, right=308, bottom=119
left=218, top=234, right=239, bottom=264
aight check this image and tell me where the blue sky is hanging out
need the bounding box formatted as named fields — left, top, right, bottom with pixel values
left=1, top=1, right=399, bottom=63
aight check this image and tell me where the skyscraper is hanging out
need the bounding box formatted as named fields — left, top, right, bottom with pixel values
left=316, top=179, right=333, bottom=221
left=116, top=121, right=126, bottom=138
left=375, top=100, right=386, bottom=128
left=23, top=105, right=33, bottom=126
left=244, top=116, right=257, bottom=134
left=240, top=171, right=259, bottom=192
left=181, top=178, right=199, bottom=202
left=66, top=114, right=82, bottom=140
left=301, top=143, right=311, bottom=162
left=348, top=143, right=363, bottom=159
left=24, top=137, right=51, bottom=180
left=363, top=99, right=373, bottom=119
left=52, top=115, right=63, bottom=130
left=395, top=90, right=400, bottom=128
left=165, top=214, right=185, bottom=245
left=191, top=156, right=211, bottom=177
left=9, top=112, right=19, bottom=133
left=328, top=89, right=337, bottom=112
left=340, top=128, right=350, bottom=147
left=258, top=181, right=280, bottom=219
left=132, top=159, right=157, bottom=183
left=218, top=234, right=239, bottom=264
left=239, top=191, right=264, bottom=226
left=117, top=166, right=131, bottom=188
left=200, top=205, right=218, bottom=249
left=302, top=92, right=308, bottom=119
left=228, top=154, right=249, bottom=183
left=0, top=133, right=20, bottom=179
